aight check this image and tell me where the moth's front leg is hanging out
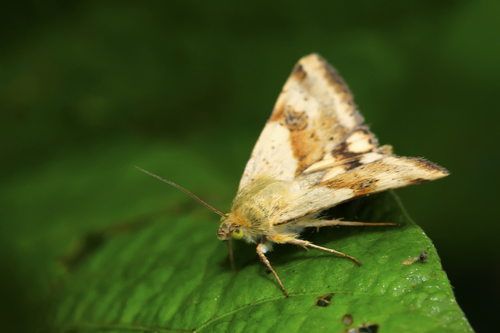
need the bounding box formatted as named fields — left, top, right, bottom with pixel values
left=256, top=243, right=289, bottom=298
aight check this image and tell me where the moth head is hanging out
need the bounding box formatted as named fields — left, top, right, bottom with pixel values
left=217, top=214, right=246, bottom=241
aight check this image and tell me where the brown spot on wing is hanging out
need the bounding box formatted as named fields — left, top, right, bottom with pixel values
left=289, top=123, right=334, bottom=176
left=317, top=56, right=355, bottom=105
left=332, top=142, right=358, bottom=159
left=343, top=158, right=363, bottom=171
left=323, top=170, right=380, bottom=197
left=284, top=107, right=308, bottom=131
left=292, top=63, right=307, bottom=82
left=409, top=157, right=450, bottom=174
left=410, top=177, right=430, bottom=185
left=269, top=97, right=286, bottom=123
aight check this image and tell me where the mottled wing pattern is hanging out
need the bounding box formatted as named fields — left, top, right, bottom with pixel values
left=238, top=53, right=449, bottom=224
left=272, top=155, right=448, bottom=224
left=239, top=54, right=364, bottom=190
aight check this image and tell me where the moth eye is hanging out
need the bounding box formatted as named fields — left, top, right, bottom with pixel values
left=220, top=215, right=228, bottom=223
left=231, top=227, right=244, bottom=240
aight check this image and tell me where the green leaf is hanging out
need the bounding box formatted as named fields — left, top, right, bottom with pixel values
left=1, top=141, right=473, bottom=332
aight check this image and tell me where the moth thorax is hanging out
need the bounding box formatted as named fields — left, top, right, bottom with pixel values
left=232, top=178, right=293, bottom=221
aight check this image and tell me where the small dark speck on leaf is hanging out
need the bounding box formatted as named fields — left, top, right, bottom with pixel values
left=345, top=323, right=379, bottom=333
left=358, top=324, right=379, bottom=333
left=342, top=314, right=353, bottom=326
left=315, top=293, right=334, bottom=307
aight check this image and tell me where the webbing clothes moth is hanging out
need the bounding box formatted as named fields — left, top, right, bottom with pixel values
left=138, top=54, right=448, bottom=297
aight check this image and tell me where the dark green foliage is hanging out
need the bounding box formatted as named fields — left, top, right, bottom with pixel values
left=2, top=1, right=498, bottom=331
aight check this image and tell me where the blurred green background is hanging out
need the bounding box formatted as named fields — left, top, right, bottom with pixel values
left=0, top=1, right=498, bottom=331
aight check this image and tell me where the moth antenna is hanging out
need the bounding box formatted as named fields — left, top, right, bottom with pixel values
left=135, top=166, right=228, bottom=218
left=226, top=239, right=237, bottom=274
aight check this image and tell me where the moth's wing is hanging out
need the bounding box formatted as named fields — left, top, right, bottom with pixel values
left=237, top=53, right=449, bottom=225
left=272, top=155, right=449, bottom=224
left=239, top=53, right=365, bottom=190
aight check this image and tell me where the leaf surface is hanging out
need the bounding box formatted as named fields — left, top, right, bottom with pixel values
left=46, top=144, right=472, bottom=332
left=0, top=141, right=472, bottom=332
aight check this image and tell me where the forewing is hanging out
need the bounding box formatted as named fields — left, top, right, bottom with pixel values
left=236, top=53, right=449, bottom=225
left=271, top=155, right=449, bottom=225
left=239, top=53, right=365, bottom=190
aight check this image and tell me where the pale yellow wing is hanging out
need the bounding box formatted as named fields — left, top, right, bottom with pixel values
left=239, top=53, right=365, bottom=190
left=272, top=155, right=449, bottom=225
left=237, top=53, right=449, bottom=224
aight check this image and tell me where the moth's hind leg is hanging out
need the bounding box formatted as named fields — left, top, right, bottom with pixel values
left=286, top=238, right=362, bottom=266
left=296, top=219, right=398, bottom=228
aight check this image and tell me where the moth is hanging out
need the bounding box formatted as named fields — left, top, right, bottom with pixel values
left=137, top=54, right=448, bottom=297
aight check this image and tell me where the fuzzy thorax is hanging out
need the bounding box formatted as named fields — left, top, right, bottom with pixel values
left=217, top=177, right=303, bottom=245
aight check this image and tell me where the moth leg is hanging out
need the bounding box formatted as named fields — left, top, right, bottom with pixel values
left=286, top=238, right=362, bottom=266
left=296, top=219, right=398, bottom=228
left=256, top=243, right=289, bottom=298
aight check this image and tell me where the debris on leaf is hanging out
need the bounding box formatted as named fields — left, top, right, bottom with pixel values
left=314, top=293, right=334, bottom=307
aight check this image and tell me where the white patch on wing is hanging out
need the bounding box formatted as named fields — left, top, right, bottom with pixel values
left=239, top=121, right=296, bottom=189
left=346, top=130, right=375, bottom=153
left=321, top=166, right=347, bottom=181
left=303, top=155, right=336, bottom=173
left=360, top=152, right=384, bottom=164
